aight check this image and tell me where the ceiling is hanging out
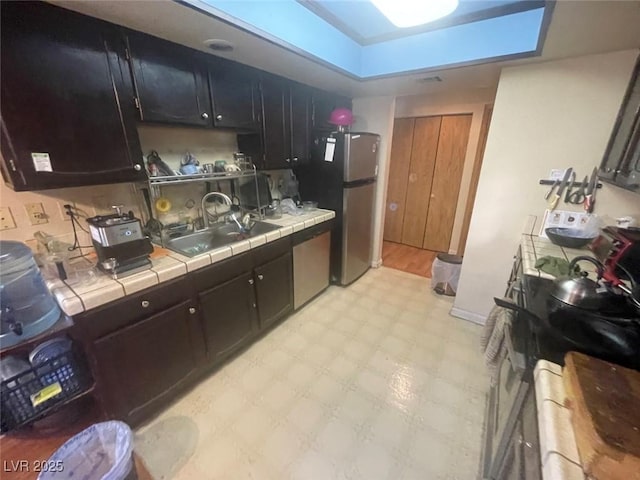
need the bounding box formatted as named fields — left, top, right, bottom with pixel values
left=52, top=0, right=640, bottom=99
left=298, top=0, right=542, bottom=45
left=181, top=0, right=548, bottom=78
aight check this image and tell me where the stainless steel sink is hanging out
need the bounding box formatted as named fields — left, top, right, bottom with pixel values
left=165, top=221, right=281, bottom=257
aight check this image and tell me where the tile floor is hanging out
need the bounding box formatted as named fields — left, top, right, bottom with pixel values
left=135, top=266, right=488, bottom=480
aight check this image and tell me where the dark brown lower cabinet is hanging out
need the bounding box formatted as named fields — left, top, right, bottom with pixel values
left=90, top=300, right=202, bottom=424
left=74, top=237, right=295, bottom=425
left=255, top=253, right=293, bottom=330
left=198, top=272, right=258, bottom=363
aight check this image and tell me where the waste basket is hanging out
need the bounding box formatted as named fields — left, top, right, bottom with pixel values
left=431, top=253, right=463, bottom=296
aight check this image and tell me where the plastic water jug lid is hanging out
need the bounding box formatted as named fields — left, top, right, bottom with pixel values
left=0, top=241, right=34, bottom=273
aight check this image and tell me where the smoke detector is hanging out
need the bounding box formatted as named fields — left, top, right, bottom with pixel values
left=204, top=39, right=234, bottom=52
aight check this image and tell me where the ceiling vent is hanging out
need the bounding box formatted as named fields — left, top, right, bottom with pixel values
left=204, top=39, right=234, bottom=52
left=418, top=75, right=443, bottom=83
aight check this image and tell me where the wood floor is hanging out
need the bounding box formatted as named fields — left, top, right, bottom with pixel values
left=382, top=241, right=438, bottom=278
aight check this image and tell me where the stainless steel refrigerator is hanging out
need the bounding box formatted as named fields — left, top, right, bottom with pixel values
left=295, top=132, right=380, bottom=285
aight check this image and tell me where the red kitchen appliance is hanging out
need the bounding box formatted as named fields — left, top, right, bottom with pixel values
left=591, top=227, right=640, bottom=301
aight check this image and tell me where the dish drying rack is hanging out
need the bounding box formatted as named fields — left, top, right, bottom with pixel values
left=136, top=159, right=265, bottom=245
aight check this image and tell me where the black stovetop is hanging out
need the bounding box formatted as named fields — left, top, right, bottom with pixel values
left=518, top=274, right=640, bottom=369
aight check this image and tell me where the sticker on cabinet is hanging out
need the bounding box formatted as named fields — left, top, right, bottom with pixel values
left=31, top=153, right=52, bottom=172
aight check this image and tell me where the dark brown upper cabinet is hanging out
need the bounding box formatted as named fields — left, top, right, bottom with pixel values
left=126, top=31, right=212, bottom=127
left=311, top=89, right=353, bottom=131
left=289, top=83, right=312, bottom=166
left=208, top=58, right=261, bottom=130
left=600, top=55, right=640, bottom=194
left=0, top=1, right=146, bottom=191
left=261, top=76, right=289, bottom=169
left=259, top=76, right=311, bottom=169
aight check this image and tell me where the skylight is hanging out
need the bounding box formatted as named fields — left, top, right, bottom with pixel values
left=370, top=0, right=459, bottom=28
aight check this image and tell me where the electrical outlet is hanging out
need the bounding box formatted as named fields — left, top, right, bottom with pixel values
left=25, top=202, right=48, bottom=225
left=0, top=206, right=17, bottom=230
left=58, top=202, right=73, bottom=221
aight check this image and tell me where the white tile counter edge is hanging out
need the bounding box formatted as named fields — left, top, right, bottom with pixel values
left=49, top=209, right=335, bottom=315
left=520, top=235, right=598, bottom=280
left=534, top=360, right=586, bottom=480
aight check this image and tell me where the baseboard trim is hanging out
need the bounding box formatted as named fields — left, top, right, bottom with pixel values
left=371, top=259, right=383, bottom=268
left=450, top=306, right=487, bottom=325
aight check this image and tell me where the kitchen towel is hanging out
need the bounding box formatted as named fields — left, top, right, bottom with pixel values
left=535, top=256, right=576, bottom=277
left=482, top=303, right=512, bottom=385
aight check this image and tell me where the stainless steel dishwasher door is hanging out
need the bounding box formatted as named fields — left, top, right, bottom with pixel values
left=293, top=230, right=331, bottom=310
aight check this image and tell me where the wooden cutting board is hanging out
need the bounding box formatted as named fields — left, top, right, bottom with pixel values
left=563, top=351, right=640, bottom=480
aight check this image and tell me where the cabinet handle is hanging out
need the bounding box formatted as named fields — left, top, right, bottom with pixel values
left=201, top=112, right=209, bottom=119
left=141, top=300, right=150, bottom=308
left=248, top=279, right=254, bottom=285
left=134, top=163, right=142, bottom=171
left=189, top=307, right=196, bottom=314
left=517, top=436, right=533, bottom=449
left=293, top=157, right=299, bottom=162
left=258, top=274, right=264, bottom=280
left=252, top=303, right=257, bottom=308
left=285, top=158, right=291, bottom=163
left=216, top=114, right=223, bottom=121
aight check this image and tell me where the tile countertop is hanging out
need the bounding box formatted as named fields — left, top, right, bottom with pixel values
left=520, top=235, right=598, bottom=280
left=46, top=209, right=335, bottom=316
left=534, top=360, right=585, bottom=480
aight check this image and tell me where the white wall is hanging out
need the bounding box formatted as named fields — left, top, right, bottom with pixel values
left=453, top=49, right=640, bottom=324
left=394, top=87, right=496, bottom=253
left=351, top=96, right=396, bottom=266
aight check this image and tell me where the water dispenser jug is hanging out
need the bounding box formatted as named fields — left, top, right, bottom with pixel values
left=0, top=241, right=61, bottom=348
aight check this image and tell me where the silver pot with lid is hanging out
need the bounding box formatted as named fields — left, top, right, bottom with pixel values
left=551, top=256, right=613, bottom=310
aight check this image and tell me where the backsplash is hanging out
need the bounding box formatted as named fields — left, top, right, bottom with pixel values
left=0, top=179, right=142, bottom=251
left=137, top=124, right=239, bottom=173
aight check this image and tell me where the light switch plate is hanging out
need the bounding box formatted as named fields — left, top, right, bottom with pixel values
left=0, top=206, right=17, bottom=230
left=25, top=202, right=48, bottom=225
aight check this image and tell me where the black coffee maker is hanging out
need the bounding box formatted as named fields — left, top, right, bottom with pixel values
left=87, top=206, right=153, bottom=278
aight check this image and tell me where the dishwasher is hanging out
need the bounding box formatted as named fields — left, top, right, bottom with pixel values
left=292, top=221, right=332, bottom=310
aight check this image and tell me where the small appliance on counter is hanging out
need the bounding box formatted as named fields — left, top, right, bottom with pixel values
left=591, top=226, right=640, bottom=292
left=87, top=206, right=153, bottom=278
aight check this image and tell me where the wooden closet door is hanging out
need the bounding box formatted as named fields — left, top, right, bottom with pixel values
left=384, top=117, right=415, bottom=243
left=423, top=114, right=472, bottom=251
left=401, top=116, right=442, bottom=248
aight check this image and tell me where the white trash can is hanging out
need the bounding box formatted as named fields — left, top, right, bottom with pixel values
left=38, top=421, right=136, bottom=480
left=431, top=253, right=463, bottom=296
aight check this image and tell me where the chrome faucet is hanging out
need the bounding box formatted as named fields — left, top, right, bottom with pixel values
left=201, top=191, right=232, bottom=229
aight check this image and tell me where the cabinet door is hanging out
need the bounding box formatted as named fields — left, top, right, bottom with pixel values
left=289, top=84, right=311, bottom=166
left=127, top=32, right=211, bottom=126
left=91, top=300, right=201, bottom=423
left=0, top=2, right=145, bottom=191
left=400, top=116, right=441, bottom=248
left=198, top=272, right=257, bottom=363
left=521, top=388, right=542, bottom=480
left=255, top=253, right=293, bottom=330
left=422, top=114, right=473, bottom=251
left=209, top=61, right=260, bottom=129
left=261, top=77, right=289, bottom=169
left=600, top=58, right=640, bottom=184
left=496, top=418, right=524, bottom=480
